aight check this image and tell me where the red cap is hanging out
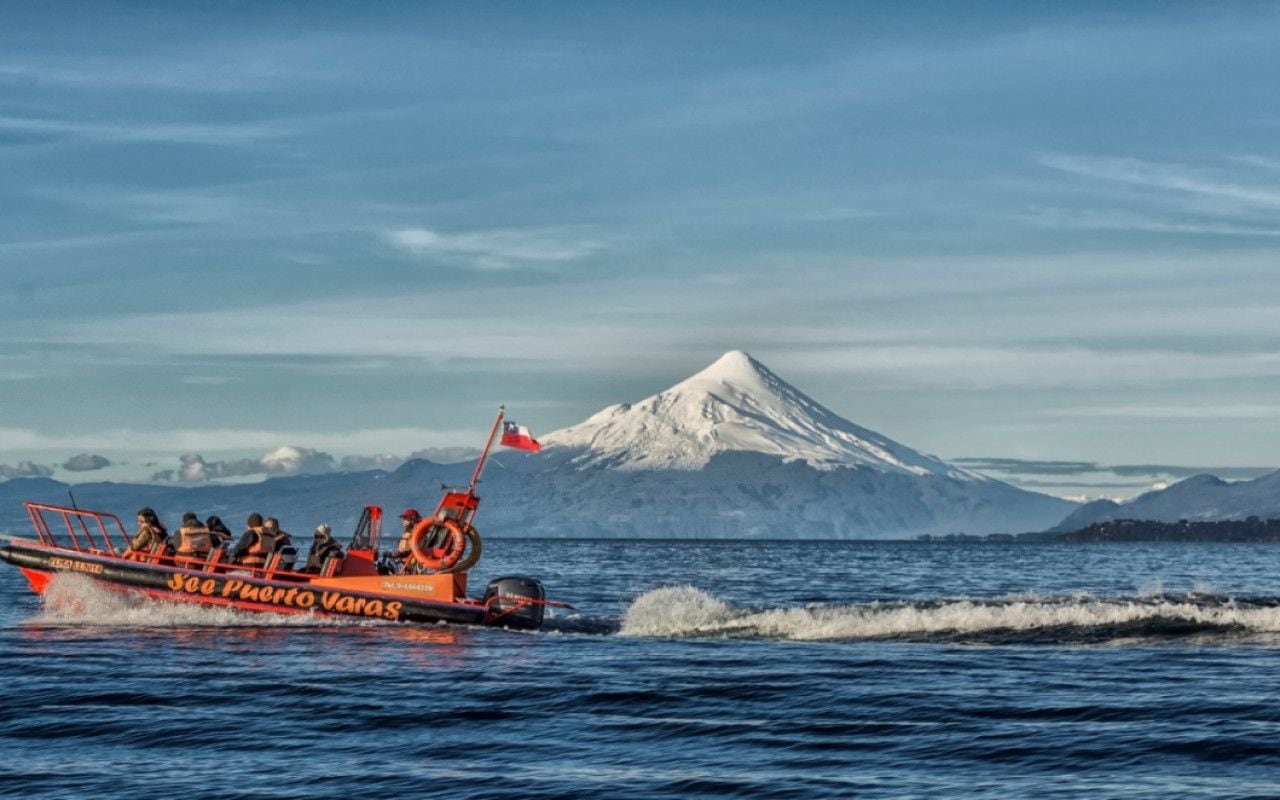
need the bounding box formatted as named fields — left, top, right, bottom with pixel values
left=400, top=508, right=421, bottom=519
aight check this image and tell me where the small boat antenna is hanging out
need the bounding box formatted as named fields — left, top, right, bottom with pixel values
left=467, top=405, right=505, bottom=493
left=68, top=488, right=79, bottom=511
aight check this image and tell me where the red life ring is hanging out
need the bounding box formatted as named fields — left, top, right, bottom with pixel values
left=410, top=518, right=468, bottom=572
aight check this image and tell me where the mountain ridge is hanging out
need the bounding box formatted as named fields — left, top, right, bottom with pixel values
left=1053, top=468, right=1280, bottom=531
left=0, top=352, right=1076, bottom=539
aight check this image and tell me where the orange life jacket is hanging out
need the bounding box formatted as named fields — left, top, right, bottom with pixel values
left=241, top=528, right=275, bottom=567
left=175, top=525, right=212, bottom=559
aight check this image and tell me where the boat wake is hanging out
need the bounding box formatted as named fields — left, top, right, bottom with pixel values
left=617, top=586, right=1280, bottom=645
left=32, top=573, right=351, bottom=628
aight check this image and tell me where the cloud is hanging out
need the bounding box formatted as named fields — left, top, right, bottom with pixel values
left=152, top=446, right=337, bottom=483
left=951, top=458, right=1100, bottom=476
left=1015, top=207, right=1280, bottom=238
left=1047, top=404, right=1280, bottom=421
left=146, top=445, right=486, bottom=482
left=954, top=458, right=1277, bottom=502
left=338, top=454, right=404, bottom=471
left=0, top=115, right=290, bottom=147
left=180, top=376, right=238, bottom=386
left=407, top=446, right=482, bottom=464
left=0, top=229, right=173, bottom=255
left=0, top=426, right=479, bottom=454
left=783, top=346, right=1280, bottom=390
left=260, top=446, right=336, bottom=475
left=0, top=42, right=339, bottom=94
left=1230, top=155, right=1280, bottom=173
left=1038, top=153, right=1280, bottom=210
left=385, top=226, right=604, bottom=269
left=62, top=453, right=111, bottom=471
left=955, top=457, right=1275, bottom=480
left=0, top=461, right=53, bottom=479
left=1107, top=464, right=1275, bottom=480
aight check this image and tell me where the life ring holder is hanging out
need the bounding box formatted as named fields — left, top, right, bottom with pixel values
left=410, top=518, right=468, bottom=573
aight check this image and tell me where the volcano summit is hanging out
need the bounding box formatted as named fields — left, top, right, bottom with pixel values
left=476, top=352, right=1076, bottom=538
left=544, top=350, right=976, bottom=477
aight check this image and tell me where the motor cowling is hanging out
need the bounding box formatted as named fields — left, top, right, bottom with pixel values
left=483, top=576, right=546, bottom=630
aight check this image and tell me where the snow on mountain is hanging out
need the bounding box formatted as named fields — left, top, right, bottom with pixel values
left=0, top=352, right=1079, bottom=539
left=260, top=446, right=334, bottom=474
left=479, top=350, right=1073, bottom=537
left=261, top=446, right=307, bottom=470
left=543, top=350, right=981, bottom=479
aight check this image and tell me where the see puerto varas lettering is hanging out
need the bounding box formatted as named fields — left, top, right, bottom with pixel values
left=166, top=574, right=402, bottom=621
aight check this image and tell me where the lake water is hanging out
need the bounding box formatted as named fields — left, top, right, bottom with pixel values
left=3, top=539, right=1280, bottom=799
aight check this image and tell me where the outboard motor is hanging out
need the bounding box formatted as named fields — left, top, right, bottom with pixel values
left=483, top=576, right=546, bottom=630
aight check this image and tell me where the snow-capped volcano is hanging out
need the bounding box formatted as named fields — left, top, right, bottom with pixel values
left=0, top=351, right=1076, bottom=539
left=542, top=350, right=981, bottom=479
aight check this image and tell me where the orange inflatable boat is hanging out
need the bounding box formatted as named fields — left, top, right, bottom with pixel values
left=0, top=409, right=567, bottom=630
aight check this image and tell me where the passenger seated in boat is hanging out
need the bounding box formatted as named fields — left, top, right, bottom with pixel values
left=264, top=517, right=297, bottom=571
left=389, top=508, right=421, bottom=572
left=125, top=507, right=168, bottom=559
left=206, top=516, right=233, bottom=551
left=303, top=524, right=344, bottom=574
left=174, top=512, right=212, bottom=561
left=232, top=513, right=273, bottom=568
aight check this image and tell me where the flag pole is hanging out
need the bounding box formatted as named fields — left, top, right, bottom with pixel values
left=468, top=405, right=505, bottom=492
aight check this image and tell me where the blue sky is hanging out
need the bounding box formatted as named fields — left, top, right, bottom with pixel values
left=2, top=2, right=1279, bottom=493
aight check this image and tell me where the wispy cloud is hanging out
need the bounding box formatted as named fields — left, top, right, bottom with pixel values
left=1016, top=207, right=1280, bottom=238
left=1038, top=153, right=1280, bottom=210
left=30, top=185, right=281, bottom=227
left=0, top=229, right=174, bottom=254
left=0, top=426, right=481, bottom=453
left=0, top=115, right=290, bottom=146
left=952, top=457, right=1100, bottom=476
left=385, top=226, right=604, bottom=270
left=0, top=35, right=345, bottom=94
left=953, top=457, right=1274, bottom=480
left=784, top=346, right=1280, bottom=389
left=1227, top=155, right=1280, bottom=173
left=1047, top=403, right=1280, bottom=421
left=180, top=376, right=239, bottom=386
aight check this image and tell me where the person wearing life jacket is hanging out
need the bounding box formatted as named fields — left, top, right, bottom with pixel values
left=232, top=513, right=274, bottom=568
left=388, top=508, right=421, bottom=572
left=125, top=507, right=168, bottom=559
left=264, top=517, right=297, bottom=571
left=206, top=516, right=234, bottom=551
left=303, top=524, right=344, bottom=574
left=174, top=512, right=213, bottom=561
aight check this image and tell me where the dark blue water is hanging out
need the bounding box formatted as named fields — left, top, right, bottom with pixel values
left=4, top=540, right=1280, bottom=799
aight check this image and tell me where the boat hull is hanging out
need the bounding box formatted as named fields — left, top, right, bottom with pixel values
left=1, top=540, right=497, bottom=627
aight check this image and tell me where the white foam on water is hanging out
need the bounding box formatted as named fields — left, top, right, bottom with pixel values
left=617, top=585, right=1280, bottom=641
left=620, top=586, right=734, bottom=636
left=33, top=573, right=345, bottom=628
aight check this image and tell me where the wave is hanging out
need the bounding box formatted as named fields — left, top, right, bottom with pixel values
left=32, top=573, right=348, bottom=628
left=618, top=586, right=1280, bottom=644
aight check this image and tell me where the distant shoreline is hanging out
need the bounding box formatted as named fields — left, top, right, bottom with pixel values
left=919, top=517, right=1280, bottom=544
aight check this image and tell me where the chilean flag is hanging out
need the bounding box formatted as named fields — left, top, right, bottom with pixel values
left=501, top=421, right=541, bottom=452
